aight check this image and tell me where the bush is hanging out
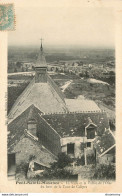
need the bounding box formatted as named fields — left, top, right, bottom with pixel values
left=16, top=162, right=29, bottom=177
left=87, top=154, right=96, bottom=165
left=43, top=168, right=72, bottom=180
left=93, top=164, right=115, bottom=180
left=51, top=152, right=73, bottom=169
left=76, top=155, right=85, bottom=166
left=40, top=153, right=73, bottom=180
left=76, top=154, right=96, bottom=166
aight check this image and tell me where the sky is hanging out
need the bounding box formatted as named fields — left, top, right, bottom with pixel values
left=8, top=6, right=115, bottom=48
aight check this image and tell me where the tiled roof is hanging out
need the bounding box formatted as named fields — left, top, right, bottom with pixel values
left=42, top=112, right=109, bottom=138
left=94, top=128, right=115, bottom=155
left=8, top=77, right=67, bottom=123
left=37, top=115, right=61, bottom=155
left=41, top=112, right=115, bottom=156
left=65, top=99, right=101, bottom=113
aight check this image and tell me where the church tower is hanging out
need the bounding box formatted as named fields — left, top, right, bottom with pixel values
left=35, top=39, right=47, bottom=83
left=8, top=39, right=68, bottom=122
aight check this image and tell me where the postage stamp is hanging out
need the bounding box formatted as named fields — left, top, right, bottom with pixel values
left=0, top=4, right=15, bottom=31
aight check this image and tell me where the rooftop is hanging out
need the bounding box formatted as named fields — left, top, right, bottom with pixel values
left=65, top=99, right=101, bottom=113
left=94, top=128, right=115, bottom=155
left=8, top=77, right=67, bottom=124
left=42, top=111, right=109, bottom=138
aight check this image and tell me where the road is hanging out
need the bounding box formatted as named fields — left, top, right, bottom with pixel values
left=8, top=71, right=56, bottom=76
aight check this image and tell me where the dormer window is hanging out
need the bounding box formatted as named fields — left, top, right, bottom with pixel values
left=85, top=118, right=97, bottom=139
left=87, top=126, right=95, bottom=139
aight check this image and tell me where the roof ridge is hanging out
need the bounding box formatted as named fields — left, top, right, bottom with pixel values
left=99, top=144, right=116, bottom=157
left=42, top=110, right=105, bottom=116
left=108, top=128, right=116, bottom=140
left=8, top=103, right=42, bottom=125
left=47, top=74, right=66, bottom=103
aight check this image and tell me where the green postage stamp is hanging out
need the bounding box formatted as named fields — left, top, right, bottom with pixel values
left=0, top=4, right=15, bottom=31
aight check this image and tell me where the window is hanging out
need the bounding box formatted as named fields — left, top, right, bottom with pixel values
left=87, top=142, right=91, bottom=148
left=87, top=128, right=95, bottom=139
left=67, top=143, right=74, bottom=154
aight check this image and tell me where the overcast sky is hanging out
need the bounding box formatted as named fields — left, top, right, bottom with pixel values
left=8, top=6, right=115, bottom=48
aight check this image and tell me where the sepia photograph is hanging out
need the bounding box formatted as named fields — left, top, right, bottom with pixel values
left=7, top=4, right=116, bottom=186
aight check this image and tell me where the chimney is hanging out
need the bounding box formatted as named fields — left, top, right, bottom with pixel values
left=27, top=118, right=37, bottom=137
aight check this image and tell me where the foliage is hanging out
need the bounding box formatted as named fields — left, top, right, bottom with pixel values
left=16, top=162, right=29, bottom=177
left=76, top=153, right=96, bottom=166
left=43, top=168, right=73, bottom=180
left=76, top=155, right=85, bottom=166
left=41, top=153, right=73, bottom=180
left=93, top=164, right=115, bottom=180
left=16, top=61, right=22, bottom=68
left=14, top=68, right=17, bottom=72
left=51, top=152, right=73, bottom=169
left=87, top=153, right=96, bottom=165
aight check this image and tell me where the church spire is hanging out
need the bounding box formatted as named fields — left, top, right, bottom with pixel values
left=40, top=38, right=43, bottom=52
left=35, top=38, right=47, bottom=68
left=35, top=38, right=47, bottom=83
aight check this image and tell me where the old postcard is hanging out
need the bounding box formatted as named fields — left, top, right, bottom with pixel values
left=0, top=0, right=122, bottom=193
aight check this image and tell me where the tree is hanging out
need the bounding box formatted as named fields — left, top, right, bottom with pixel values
left=16, top=61, right=22, bottom=68
left=55, top=67, right=58, bottom=72
left=16, top=161, right=29, bottom=178
left=42, top=152, right=73, bottom=180
left=51, top=152, right=73, bottom=169
left=21, top=67, right=24, bottom=72
left=14, top=67, right=17, bottom=72
left=43, top=167, right=72, bottom=180
left=93, top=164, right=115, bottom=180
left=76, top=155, right=85, bottom=166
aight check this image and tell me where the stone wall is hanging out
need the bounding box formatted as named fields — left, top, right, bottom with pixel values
left=61, top=137, right=85, bottom=158
left=60, top=137, right=95, bottom=159
left=14, top=137, right=55, bottom=166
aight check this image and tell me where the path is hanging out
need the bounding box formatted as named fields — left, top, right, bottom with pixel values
left=8, top=71, right=35, bottom=76
left=61, top=80, right=72, bottom=92
left=88, top=78, right=109, bottom=85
